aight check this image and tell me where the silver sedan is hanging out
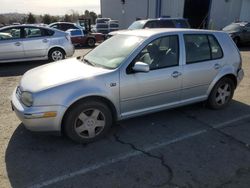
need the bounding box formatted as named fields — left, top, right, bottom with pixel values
left=11, top=29, right=244, bottom=143
left=0, top=25, right=74, bottom=63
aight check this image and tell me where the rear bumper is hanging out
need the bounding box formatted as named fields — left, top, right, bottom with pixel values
left=65, top=44, right=75, bottom=57
left=11, top=90, right=66, bottom=132
left=237, top=68, right=244, bottom=86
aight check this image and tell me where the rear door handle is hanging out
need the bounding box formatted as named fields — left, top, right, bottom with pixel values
left=171, top=71, right=182, bottom=78
left=14, top=42, right=21, bottom=46
left=214, top=63, right=221, bottom=70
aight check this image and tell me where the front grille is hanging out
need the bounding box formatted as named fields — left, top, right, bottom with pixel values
left=16, top=86, right=22, bottom=99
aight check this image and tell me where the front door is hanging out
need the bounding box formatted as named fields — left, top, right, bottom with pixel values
left=120, top=35, right=182, bottom=117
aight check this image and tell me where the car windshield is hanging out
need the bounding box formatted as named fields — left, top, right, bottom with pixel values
left=84, top=34, right=144, bottom=69
left=223, top=24, right=242, bottom=32
left=128, top=20, right=147, bottom=30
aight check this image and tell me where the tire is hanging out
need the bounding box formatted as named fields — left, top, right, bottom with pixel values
left=208, top=77, right=235, bottom=109
left=49, top=48, right=65, bottom=62
left=63, top=100, right=112, bottom=143
left=87, top=38, right=96, bottom=48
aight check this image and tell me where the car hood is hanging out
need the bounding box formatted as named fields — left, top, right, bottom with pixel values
left=20, top=58, right=110, bottom=92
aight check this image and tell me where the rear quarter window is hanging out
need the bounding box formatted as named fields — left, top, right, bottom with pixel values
left=208, top=35, right=223, bottom=59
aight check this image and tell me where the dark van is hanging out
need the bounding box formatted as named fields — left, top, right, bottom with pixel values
left=128, top=18, right=190, bottom=30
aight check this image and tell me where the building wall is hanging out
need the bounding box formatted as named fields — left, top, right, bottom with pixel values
left=161, top=0, right=185, bottom=18
left=240, top=0, right=250, bottom=21
left=209, top=0, right=243, bottom=30
left=101, top=0, right=157, bottom=29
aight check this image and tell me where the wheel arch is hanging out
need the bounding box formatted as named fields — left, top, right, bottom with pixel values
left=61, top=96, right=118, bottom=133
left=47, top=46, right=66, bottom=57
left=207, top=73, right=237, bottom=97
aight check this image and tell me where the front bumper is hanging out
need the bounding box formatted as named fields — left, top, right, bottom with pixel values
left=11, top=90, right=67, bottom=132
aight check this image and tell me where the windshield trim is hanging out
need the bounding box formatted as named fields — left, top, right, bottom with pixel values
left=84, top=34, right=146, bottom=70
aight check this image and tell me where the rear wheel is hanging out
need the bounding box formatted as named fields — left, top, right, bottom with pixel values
left=87, top=38, right=96, bottom=47
left=49, top=48, right=65, bottom=62
left=208, top=78, right=235, bottom=109
left=63, top=100, right=112, bottom=143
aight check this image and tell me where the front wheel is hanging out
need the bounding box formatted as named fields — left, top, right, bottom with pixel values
left=208, top=78, right=235, bottom=109
left=63, top=100, right=112, bottom=143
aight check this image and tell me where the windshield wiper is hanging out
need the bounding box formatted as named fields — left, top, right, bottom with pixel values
left=83, top=58, right=96, bottom=67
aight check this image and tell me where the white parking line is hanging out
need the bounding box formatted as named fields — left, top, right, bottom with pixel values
left=213, top=114, right=250, bottom=129
left=29, top=129, right=207, bottom=188
left=29, top=114, right=250, bottom=188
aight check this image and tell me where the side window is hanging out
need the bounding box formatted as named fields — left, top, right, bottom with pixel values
left=135, top=35, right=179, bottom=70
left=159, top=20, right=175, bottom=28
left=51, top=24, right=60, bottom=29
left=0, top=28, right=21, bottom=40
left=174, top=20, right=189, bottom=28
left=144, top=21, right=159, bottom=28
left=43, top=29, right=55, bottom=36
left=24, top=27, right=42, bottom=38
left=184, top=34, right=211, bottom=64
left=208, top=35, right=223, bottom=59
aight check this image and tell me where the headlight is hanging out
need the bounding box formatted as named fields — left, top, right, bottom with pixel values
left=21, top=91, right=33, bottom=107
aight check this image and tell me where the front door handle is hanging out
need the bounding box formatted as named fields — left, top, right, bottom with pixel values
left=14, top=42, right=21, bottom=46
left=171, top=71, right=182, bottom=78
left=214, top=63, right=221, bottom=70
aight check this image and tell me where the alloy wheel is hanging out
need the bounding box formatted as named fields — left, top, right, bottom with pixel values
left=74, top=108, right=105, bottom=138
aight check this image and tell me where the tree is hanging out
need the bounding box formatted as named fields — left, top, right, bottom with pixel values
left=64, top=14, right=72, bottom=22
left=27, top=13, right=36, bottom=24
left=42, top=14, right=51, bottom=24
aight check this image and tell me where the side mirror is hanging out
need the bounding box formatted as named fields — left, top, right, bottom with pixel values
left=132, top=62, right=150, bottom=73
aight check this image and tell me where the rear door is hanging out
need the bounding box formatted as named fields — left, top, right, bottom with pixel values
left=0, top=27, right=24, bottom=61
left=181, top=34, right=224, bottom=100
left=22, top=27, right=51, bottom=58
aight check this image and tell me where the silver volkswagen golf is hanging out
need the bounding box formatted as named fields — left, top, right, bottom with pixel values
left=0, top=25, right=74, bottom=63
left=11, top=29, right=244, bottom=143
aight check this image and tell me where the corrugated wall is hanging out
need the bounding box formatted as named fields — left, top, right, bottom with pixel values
left=101, top=0, right=157, bottom=29
left=209, top=0, right=243, bottom=29
left=160, top=0, right=185, bottom=18
left=240, top=0, right=250, bottom=21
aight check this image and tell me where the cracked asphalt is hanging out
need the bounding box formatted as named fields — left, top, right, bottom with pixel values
left=0, top=46, right=250, bottom=188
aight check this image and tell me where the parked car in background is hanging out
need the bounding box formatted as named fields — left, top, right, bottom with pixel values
left=108, top=18, right=191, bottom=37
left=50, top=21, right=104, bottom=47
left=108, top=20, right=119, bottom=32
left=223, top=21, right=250, bottom=45
left=11, top=29, right=244, bottom=143
left=96, top=18, right=111, bottom=34
left=49, top=22, right=82, bottom=31
left=128, top=18, right=191, bottom=30
left=0, top=25, right=74, bottom=63
left=66, top=29, right=103, bottom=47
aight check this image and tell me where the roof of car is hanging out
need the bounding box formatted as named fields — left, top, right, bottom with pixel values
left=49, top=22, right=76, bottom=26
left=113, top=28, right=223, bottom=37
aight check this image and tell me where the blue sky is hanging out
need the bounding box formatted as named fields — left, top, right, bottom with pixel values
left=1, top=0, right=100, bottom=15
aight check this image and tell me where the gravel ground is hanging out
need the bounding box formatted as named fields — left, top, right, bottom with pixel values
left=0, top=47, right=250, bottom=188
